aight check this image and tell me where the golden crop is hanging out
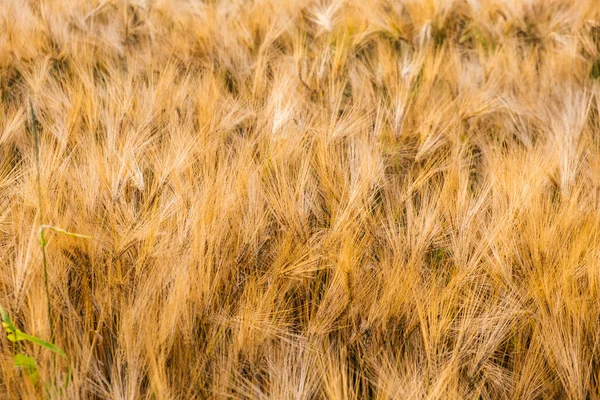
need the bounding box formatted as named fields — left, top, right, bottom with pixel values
left=1, top=0, right=600, bottom=398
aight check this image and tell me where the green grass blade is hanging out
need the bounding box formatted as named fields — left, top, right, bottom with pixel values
left=14, top=354, right=40, bottom=385
left=1, top=304, right=67, bottom=358
left=65, top=363, right=72, bottom=387
left=40, top=225, right=92, bottom=240
left=8, top=330, right=67, bottom=359
left=0, top=305, right=17, bottom=333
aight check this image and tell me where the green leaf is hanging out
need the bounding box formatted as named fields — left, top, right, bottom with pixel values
left=9, top=330, right=67, bottom=359
left=0, top=305, right=17, bottom=336
left=0, top=304, right=67, bottom=358
left=14, top=354, right=37, bottom=369
left=14, top=354, right=40, bottom=385
left=1, top=304, right=71, bottom=389
left=65, top=364, right=72, bottom=387
left=5, top=327, right=26, bottom=342
left=40, top=225, right=92, bottom=240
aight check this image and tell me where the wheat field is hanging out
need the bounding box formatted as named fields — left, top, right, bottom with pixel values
left=1, top=0, right=600, bottom=398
